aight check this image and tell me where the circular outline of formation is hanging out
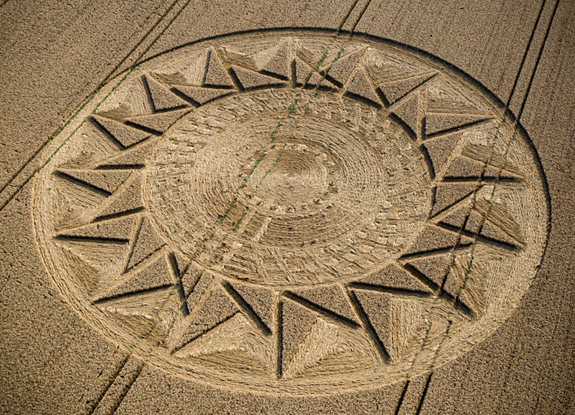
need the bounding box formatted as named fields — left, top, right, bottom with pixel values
left=33, top=30, right=550, bottom=395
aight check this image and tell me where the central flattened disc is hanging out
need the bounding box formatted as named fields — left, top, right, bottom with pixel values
left=145, top=89, right=432, bottom=287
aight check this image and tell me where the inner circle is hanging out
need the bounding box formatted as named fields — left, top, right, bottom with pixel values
left=241, top=141, right=336, bottom=214
left=145, top=89, right=432, bottom=287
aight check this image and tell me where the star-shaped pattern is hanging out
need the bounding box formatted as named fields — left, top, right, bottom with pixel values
left=37, top=34, right=542, bottom=392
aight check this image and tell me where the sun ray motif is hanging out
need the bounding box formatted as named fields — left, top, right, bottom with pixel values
left=34, top=31, right=548, bottom=395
